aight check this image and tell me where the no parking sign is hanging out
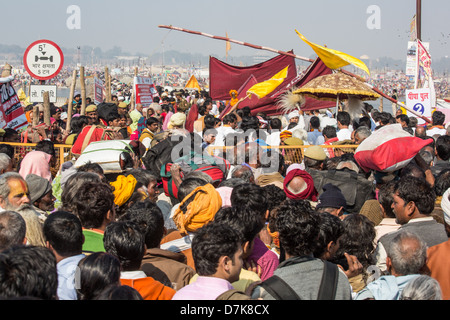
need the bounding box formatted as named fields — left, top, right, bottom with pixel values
left=405, top=88, right=432, bottom=125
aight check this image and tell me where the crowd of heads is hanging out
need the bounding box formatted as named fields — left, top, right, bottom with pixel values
left=0, top=85, right=450, bottom=302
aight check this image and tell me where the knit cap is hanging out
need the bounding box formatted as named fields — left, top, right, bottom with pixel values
left=316, top=183, right=347, bottom=210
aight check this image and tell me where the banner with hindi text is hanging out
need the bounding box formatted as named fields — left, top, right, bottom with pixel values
left=0, top=80, right=28, bottom=132
left=405, top=88, right=432, bottom=125
left=134, top=76, right=159, bottom=107
left=93, top=77, right=104, bottom=105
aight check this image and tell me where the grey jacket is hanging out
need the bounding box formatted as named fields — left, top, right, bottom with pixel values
left=251, top=255, right=352, bottom=300
left=378, top=217, right=448, bottom=250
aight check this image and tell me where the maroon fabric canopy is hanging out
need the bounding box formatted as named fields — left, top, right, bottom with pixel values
left=210, top=54, right=335, bottom=116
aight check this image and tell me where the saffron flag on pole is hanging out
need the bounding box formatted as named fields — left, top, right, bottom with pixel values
left=226, top=32, right=231, bottom=59
left=246, top=66, right=289, bottom=99
left=185, top=74, right=201, bottom=91
left=295, top=30, right=370, bottom=76
left=409, top=15, right=417, bottom=41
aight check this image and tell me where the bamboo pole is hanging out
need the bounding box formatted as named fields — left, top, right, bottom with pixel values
left=131, top=67, right=138, bottom=110
left=105, top=67, right=111, bottom=102
left=66, top=69, right=77, bottom=132
left=43, top=91, right=51, bottom=126
left=80, top=66, right=86, bottom=115
left=32, top=105, right=39, bottom=126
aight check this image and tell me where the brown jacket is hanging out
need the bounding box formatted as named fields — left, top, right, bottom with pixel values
left=141, top=248, right=196, bottom=291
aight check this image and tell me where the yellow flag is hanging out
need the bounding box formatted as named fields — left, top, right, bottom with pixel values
left=295, top=30, right=370, bottom=76
left=185, top=75, right=201, bottom=91
left=17, top=88, right=27, bottom=101
left=247, top=66, right=289, bottom=99
left=226, top=32, right=231, bottom=58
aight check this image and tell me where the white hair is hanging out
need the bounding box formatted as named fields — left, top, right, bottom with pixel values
left=291, top=128, right=308, bottom=142
left=0, top=153, right=11, bottom=172
left=400, top=275, right=442, bottom=300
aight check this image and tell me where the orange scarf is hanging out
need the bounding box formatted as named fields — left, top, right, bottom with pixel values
left=173, top=183, right=222, bottom=234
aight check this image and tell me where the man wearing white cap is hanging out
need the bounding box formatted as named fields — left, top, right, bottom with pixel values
left=283, top=110, right=306, bottom=132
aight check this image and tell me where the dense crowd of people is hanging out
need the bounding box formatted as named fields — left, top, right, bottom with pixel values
left=0, top=85, right=450, bottom=302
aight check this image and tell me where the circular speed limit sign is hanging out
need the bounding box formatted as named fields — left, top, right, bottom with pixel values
left=23, top=39, right=64, bottom=80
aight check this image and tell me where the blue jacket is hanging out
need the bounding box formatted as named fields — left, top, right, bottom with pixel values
left=355, top=274, right=420, bottom=300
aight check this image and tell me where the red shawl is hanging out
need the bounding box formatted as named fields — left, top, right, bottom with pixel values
left=185, top=103, right=198, bottom=133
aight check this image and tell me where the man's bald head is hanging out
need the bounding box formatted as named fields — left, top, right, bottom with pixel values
left=286, top=176, right=307, bottom=195
left=415, top=126, right=426, bottom=137
left=231, top=165, right=255, bottom=184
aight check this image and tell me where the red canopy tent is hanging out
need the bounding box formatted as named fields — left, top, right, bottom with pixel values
left=210, top=54, right=336, bottom=117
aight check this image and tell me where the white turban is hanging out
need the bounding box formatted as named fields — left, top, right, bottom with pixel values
left=288, top=110, right=300, bottom=120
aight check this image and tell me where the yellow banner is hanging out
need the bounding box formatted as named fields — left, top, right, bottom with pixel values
left=295, top=30, right=370, bottom=76
left=247, top=66, right=289, bottom=99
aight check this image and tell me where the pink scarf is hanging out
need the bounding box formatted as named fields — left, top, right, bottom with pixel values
left=19, top=151, right=52, bottom=182
left=162, top=111, right=173, bottom=131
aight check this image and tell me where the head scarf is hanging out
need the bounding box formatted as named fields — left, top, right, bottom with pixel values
left=129, top=109, right=145, bottom=134
left=283, top=168, right=318, bottom=201
left=285, top=163, right=304, bottom=175
left=441, top=188, right=450, bottom=226
left=288, top=110, right=300, bottom=120
left=110, top=174, right=137, bottom=207
left=257, top=116, right=268, bottom=129
left=185, top=103, right=199, bottom=132
left=216, top=186, right=233, bottom=207
left=19, top=150, right=52, bottom=182
left=162, top=111, right=174, bottom=131
left=168, top=112, right=187, bottom=130
left=25, top=110, right=33, bottom=123
left=280, top=130, right=292, bottom=140
left=173, top=183, right=222, bottom=234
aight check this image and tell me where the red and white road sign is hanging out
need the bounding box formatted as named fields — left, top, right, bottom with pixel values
left=23, top=39, right=64, bottom=81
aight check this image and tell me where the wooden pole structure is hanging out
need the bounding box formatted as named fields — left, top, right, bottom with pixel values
left=80, top=66, right=87, bottom=115
left=43, top=91, right=51, bottom=126
left=66, top=69, right=77, bottom=132
left=131, top=67, right=138, bottom=110
left=108, top=73, right=112, bottom=102
left=416, top=0, right=422, bottom=41
left=32, top=105, right=39, bottom=126
left=105, top=67, right=111, bottom=102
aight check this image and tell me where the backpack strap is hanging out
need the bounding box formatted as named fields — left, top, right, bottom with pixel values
left=317, top=261, right=339, bottom=300
left=215, top=289, right=250, bottom=301
left=259, top=275, right=301, bottom=300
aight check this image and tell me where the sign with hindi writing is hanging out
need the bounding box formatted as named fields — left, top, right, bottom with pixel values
left=405, top=41, right=430, bottom=79
left=405, top=88, right=432, bottom=125
left=0, top=81, right=28, bottom=132
left=23, top=40, right=64, bottom=81
left=29, top=85, right=57, bottom=103
left=93, top=77, right=104, bottom=105
left=134, top=76, right=160, bottom=107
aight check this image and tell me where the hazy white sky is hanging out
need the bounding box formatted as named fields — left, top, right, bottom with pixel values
left=3, top=0, right=450, bottom=61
